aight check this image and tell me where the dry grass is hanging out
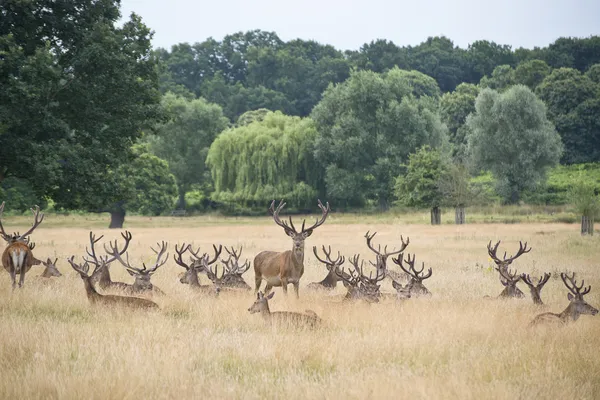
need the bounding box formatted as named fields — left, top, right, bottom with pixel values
left=0, top=219, right=599, bottom=399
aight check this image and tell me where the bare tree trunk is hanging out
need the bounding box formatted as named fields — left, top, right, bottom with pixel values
left=430, top=207, right=441, bottom=225
left=177, top=189, right=186, bottom=210
left=455, top=206, right=466, bottom=224
left=107, top=201, right=126, bottom=229
left=581, top=215, right=594, bottom=236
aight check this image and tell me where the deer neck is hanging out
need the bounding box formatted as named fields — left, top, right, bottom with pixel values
left=83, top=277, right=100, bottom=301
left=41, top=268, right=52, bottom=278
left=529, top=288, right=543, bottom=305
left=261, top=302, right=271, bottom=319
left=189, top=270, right=201, bottom=287
left=319, top=270, right=338, bottom=288
left=559, top=303, right=580, bottom=322
left=291, top=243, right=305, bottom=266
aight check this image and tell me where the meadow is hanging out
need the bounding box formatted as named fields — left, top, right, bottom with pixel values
left=0, top=213, right=599, bottom=399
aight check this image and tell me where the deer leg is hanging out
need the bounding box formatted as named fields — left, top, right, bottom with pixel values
left=254, top=274, right=262, bottom=293
left=18, top=270, right=26, bottom=288
left=280, top=277, right=289, bottom=295
left=264, top=283, right=273, bottom=295
left=293, top=282, right=300, bottom=298
left=9, top=268, right=17, bottom=290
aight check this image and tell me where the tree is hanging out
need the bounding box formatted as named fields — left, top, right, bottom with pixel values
left=0, top=2, right=161, bottom=213
left=512, top=59, right=551, bottom=90
left=466, top=85, right=563, bottom=204
left=479, top=65, right=514, bottom=91
left=148, top=93, right=229, bottom=209
left=206, top=111, right=321, bottom=209
left=312, top=67, right=449, bottom=209
left=440, top=83, right=479, bottom=160
left=438, top=163, right=474, bottom=224
left=568, top=175, right=600, bottom=235
left=466, top=40, right=515, bottom=82
left=586, top=64, right=600, bottom=84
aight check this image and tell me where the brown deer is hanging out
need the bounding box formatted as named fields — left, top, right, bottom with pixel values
left=107, top=241, right=168, bottom=296
left=40, top=258, right=62, bottom=278
left=248, top=291, right=321, bottom=328
left=173, top=243, right=222, bottom=295
left=487, top=240, right=531, bottom=295
left=334, top=254, right=385, bottom=303
left=253, top=199, right=330, bottom=298
left=522, top=273, right=550, bottom=305
left=392, top=253, right=432, bottom=297
left=391, top=280, right=412, bottom=301
left=67, top=257, right=158, bottom=309
left=364, top=231, right=410, bottom=282
left=307, top=245, right=348, bottom=290
left=496, top=267, right=525, bottom=299
left=530, top=273, right=598, bottom=326
left=0, top=202, right=44, bottom=288
left=84, top=231, right=135, bottom=293
left=220, top=246, right=252, bottom=290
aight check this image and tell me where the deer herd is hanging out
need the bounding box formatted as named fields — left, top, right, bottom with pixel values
left=0, top=200, right=597, bottom=328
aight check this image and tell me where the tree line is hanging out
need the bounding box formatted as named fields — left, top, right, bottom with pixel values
left=1, top=1, right=599, bottom=226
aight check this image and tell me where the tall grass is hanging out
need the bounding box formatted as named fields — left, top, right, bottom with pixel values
left=0, top=222, right=598, bottom=399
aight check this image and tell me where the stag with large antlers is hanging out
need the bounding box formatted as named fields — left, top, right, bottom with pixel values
left=107, top=241, right=168, bottom=296
left=495, top=267, right=525, bottom=298
left=68, top=257, right=158, bottom=309
left=334, top=254, right=385, bottom=302
left=0, top=202, right=44, bottom=288
left=248, top=291, right=321, bottom=328
left=307, top=245, right=348, bottom=290
left=84, top=231, right=135, bottom=293
left=522, top=273, right=551, bottom=305
left=364, top=231, right=410, bottom=282
left=173, top=243, right=223, bottom=296
left=487, top=240, right=531, bottom=284
left=253, top=199, right=330, bottom=298
left=392, top=254, right=432, bottom=297
left=530, top=273, right=598, bottom=326
left=220, top=246, right=251, bottom=290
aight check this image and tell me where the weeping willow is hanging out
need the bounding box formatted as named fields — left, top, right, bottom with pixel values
left=206, top=111, right=321, bottom=207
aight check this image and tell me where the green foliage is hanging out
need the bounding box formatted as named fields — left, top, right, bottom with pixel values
left=586, top=64, right=600, bottom=84
left=438, top=163, right=474, bottom=207
left=525, top=163, right=600, bottom=205
left=568, top=176, right=600, bottom=217
left=479, top=65, right=514, bottom=91
left=394, top=146, right=446, bottom=208
left=312, top=67, right=449, bottom=208
left=512, top=59, right=551, bottom=89
left=0, top=177, right=47, bottom=212
left=206, top=111, right=320, bottom=208
left=466, top=85, right=563, bottom=203
left=440, top=83, right=479, bottom=159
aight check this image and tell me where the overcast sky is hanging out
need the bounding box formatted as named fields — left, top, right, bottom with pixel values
left=119, top=0, right=599, bottom=51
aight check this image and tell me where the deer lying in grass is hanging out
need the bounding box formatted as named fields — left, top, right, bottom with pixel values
left=392, top=253, right=432, bottom=297
left=390, top=280, right=412, bottom=301
left=173, top=243, right=222, bottom=296
left=67, top=257, right=159, bottom=310
left=364, top=231, right=410, bottom=283
left=84, top=231, right=136, bottom=293
left=496, top=267, right=525, bottom=299
left=0, top=202, right=44, bottom=288
left=530, top=273, right=598, bottom=326
left=334, top=254, right=385, bottom=303
left=107, top=240, right=168, bottom=296
left=40, top=258, right=62, bottom=278
left=253, top=199, right=330, bottom=298
left=220, top=246, right=251, bottom=290
left=307, top=245, right=347, bottom=290
left=522, top=273, right=550, bottom=305
left=248, top=291, right=321, bottom=328
left=487, top=240, right=530, bottom=297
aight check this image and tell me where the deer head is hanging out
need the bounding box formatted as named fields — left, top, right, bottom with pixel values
left=0, top=202, right=44, bottom=244
left=521, top=273, right=550, bottom=305
left=220, top=246, right=251, bottom=289
left=107, top=241, right=169, bottom=291
left=496, top=267, right=524, bottom=298
left=392, top=253, right=432, bottom=297
left=561, top=273, right=598, bottom=320
left=248, top=291, right=275, bottom=314
left=364, top=231, right=409, bottom=275
left=41, top=258, right=62, bottom=277
left=173, top=243, right=222, bottom=286
left=335, top=254, right=383, bottom=302
left=487, top=240, right=531, bottom=280
left=392, top=280, right=412, bottom=301
left=269, top=199, right=330, bottom=258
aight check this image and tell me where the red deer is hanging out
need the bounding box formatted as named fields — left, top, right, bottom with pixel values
left=0, top=202, right=44, bottom=288
left=530, top=273, right=598, bottom=326
left=364, top=231, right=410, bottom=282
left=390, top=280, right=412, bottom=301
left=487, top=240, right=531, bottom=297
left=220, top=246, right=252, bottom=290
left=253, top=199, right=330, bottom=298
left=307, top=245, right=347, bottom=290
left=173, top=243, right=222, bottom=296
left=496, top=267, right=525, bottom=299
left=67, top=257, right=158, bottom=309
left=40, top=258, right=62, bottom=278
left=334, top=254, right=385, bottom=302
left=84, top=231, right=135, bottom=293
left=248, top=291, right=321, bottom=328
left=392, top=253, right=432, bottom=297
left=522, top=273, right=550, bottom=305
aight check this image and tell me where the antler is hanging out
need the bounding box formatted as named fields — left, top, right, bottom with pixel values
left=67, top=256, right=92, bottom=277
left=222, top=246, right=250, bottom=274
left=487, top=240, right=532, bottom=265
left=205, top=263, right=226, bottom=282
left=110, top=241, right=169, bottom=276
left=14, top=205, right=45, bottom=241
left=364, top=231, right=409, bottom=259
left=312, top=245, right=345, bottom=270
left=496, top=266, right=521, bottom=284
left=392, top=253, right=432, bottom=281
left=561, top=272, right=591, bottom=297
left=522, top=273, right=550, bottom=288
left=173, top=243, right=192, bottom=270
left=269, top=199, right=330, bottom=235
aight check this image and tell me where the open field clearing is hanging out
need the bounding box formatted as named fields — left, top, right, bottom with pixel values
left=0, top=219, right=599, bottom=399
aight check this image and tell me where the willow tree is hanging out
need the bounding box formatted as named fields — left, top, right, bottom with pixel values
left=206, top=111, right=321, bottom=208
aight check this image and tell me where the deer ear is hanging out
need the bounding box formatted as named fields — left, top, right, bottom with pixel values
left=392, top=281, right=400, bottom=290
left=302, top=230, right=313, bottom=238
left=267, top=292, right=275, bottom=300
left=567, top=293, right=574, bottom=301
left=285, top=229, right=296, bottom=238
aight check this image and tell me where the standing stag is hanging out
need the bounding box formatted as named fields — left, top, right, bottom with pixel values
left=522, top=273, right=551, bottom=305
left=364, top=231, right=410, bottom=282
left=0, top=202, right=44, bottom=288
left=487, top=240, right=531, bottom=296
left=307, top=245, right=348, bottom=290
left=530, top=273, right=598, bottom=326
left=173, top=243, right=223, bottom=295
left=253, top=199, right=330, bottom=298
left=392, top=253, right=432, bottom=297
left=248, top=291, right=321, bottom=327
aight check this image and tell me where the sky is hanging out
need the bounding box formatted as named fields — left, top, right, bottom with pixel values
left=119, top=0, right=600, bottom=51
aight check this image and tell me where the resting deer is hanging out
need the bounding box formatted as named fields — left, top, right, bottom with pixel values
left=307, top=245, right=347, bottom=290
left=391, top=280, right=412, bottom=301
left=334, top=254, right=385, bottom=302
left=496, top=267, right=525, bottom=299
left=392, top=253, right=432, bottom=297
left=248, top=291, right=321, bottom=328
left=40, top=258, right=62, bottom=278
left=107, top=241, right=168, bottom=296
left=84, top=231, right=135, bottom=293
left=487, top=240, right=530, bottom=296
left=364, top=231, right=410, bottom=282
left=522, top=273, right=550, bottom=305
left=173, top=243, right=222, bottom=296
left=0, top=202, right=44, bottom=288
left=220, top=246, right=251, bottom=290
left=253, top=199, right=330, bottom=298
left=530, top=273, right=598, bottom=326
left=67, top=257, right=158, bottom=309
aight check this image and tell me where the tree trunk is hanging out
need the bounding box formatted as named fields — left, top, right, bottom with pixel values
left=107, top=201, right=126, bottom=229
left=430, top=207, right=441, bottom=225
left=177, top=189, right=186, bottom=210
left=378, top=197, right=389, bottom=211
left=581, top=215, right=594, bottom=236
left=455, top=206, right=466, bottom=224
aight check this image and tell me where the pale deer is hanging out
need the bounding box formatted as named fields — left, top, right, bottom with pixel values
left=84, top=231, right=135, bottom=293
left=173, top=243, right=222, bottom=296
left=391, top=280, right=412, bottom=301
left=522, top=273, right=550, bottom=305
left=530, top=273, right=598, bottom=326
left=487, top=240, right=531, bottom=296
left=307, top=245, right=347, bottom=290
left=496, top=267, right=525, bottom=299
left=40, top=258, right=62, bottom=278
left=334, top=254, right=385, bottom=303
left=107, top=240, right=168, bottom=296
left=253, top=199, right=330, bottom=298
left=0, top=202, right=44, bottom=288
left=220, top=246, right=252, bottom=290
left=392, top=253, right=432, bottom=297
left=67, top=257, right=158, bottom=309
left=248, top=291, right=321, bottom=328
left=364, top=231, right=410, bottom=282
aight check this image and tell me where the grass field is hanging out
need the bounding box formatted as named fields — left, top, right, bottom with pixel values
left=0, top=214, right=599, bottom=399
